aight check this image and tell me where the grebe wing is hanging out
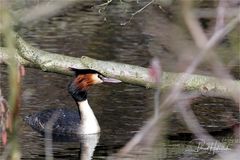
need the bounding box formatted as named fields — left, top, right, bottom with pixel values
left=24, top=108, right=81, bottom=136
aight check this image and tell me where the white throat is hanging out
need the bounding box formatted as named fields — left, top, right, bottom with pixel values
left=78, top=100, right=100, bottom=134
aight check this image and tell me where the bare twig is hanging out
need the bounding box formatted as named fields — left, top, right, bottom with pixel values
left=194, top=8, right=239, bottom=19
left=176, top=95, right=228, bottom=156
left=1, top=3, right=22, bottom=159
left=181, top=0, right=240, bottom=102
left=214, top=0, right=227, bottom=32
left=96, top=0, right=113, bottom=15
left=117, top=57, right=166, bottom=155
left=97, top=0, right=113, bottom=7
left=181, top=0, right=207, bottom=48
left=166, top=1, right=240, bottom=159
left=161, top=3, right=240, bottom=109
left=118, top=116, right=159, bottom=154
left=149, top=57, right=162, bottom=119
left=121, top=0, right=154, bottom=25
left=44, top=112, right=60, bottom=160
left=117, top=1, right=240, bottom=159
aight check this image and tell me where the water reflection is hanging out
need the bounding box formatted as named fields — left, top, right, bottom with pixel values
left=79, top=134, right=99, bottom=160
left=45, top=134, right=100, bottom=160
left=21, top=131, right=100, bottom=160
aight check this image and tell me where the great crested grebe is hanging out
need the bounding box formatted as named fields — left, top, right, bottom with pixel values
left=25, top=68, right=121, bottom=135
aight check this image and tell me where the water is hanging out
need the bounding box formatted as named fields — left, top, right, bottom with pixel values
left=0, top=1, right=239, bottom=159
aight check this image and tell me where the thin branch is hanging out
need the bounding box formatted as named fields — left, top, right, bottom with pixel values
left=161, top=6, right=240, bottom=108
left=162, top=1, right=240, bottom=159
left=120, top=1, right=239, bottom=158
left=181, top=0, right=240, bottom=102
left=214, top=0, right=227, bottom=32
left=176, top=96, right=228, bottom=157
left=131, top=0, right=154, bottom=16
left=44, top=112, right=60, bottom=160
left=121, top=0, right=154, bottom=25
left=97, top=0, right=113, bottom=7
left=182, top=0, right=207, bottom=48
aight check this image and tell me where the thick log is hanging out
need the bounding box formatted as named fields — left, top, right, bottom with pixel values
left=0, top=34, right=239, bottom=94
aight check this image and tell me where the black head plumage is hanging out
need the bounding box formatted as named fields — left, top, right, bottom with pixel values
left=68, top=68, right=101, bottom=102
left=69, top=68, right=103, bottom=77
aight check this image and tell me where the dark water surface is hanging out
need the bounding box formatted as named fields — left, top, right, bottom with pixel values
left=0, top=1, right=239, bottom=160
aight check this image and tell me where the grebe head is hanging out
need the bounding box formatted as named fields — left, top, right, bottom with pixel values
left=68, top=68, right=121, bottom=102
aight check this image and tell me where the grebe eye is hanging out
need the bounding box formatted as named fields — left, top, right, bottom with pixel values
left=98, top=74, right=103, bottom=80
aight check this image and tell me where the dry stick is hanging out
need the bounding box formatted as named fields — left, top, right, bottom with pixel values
left=1, top=5, right=22, bottom=159
left=177, top=95, right=240, bottom=160
left=44, top=112, right=60, bottom=160
left=214, top=0, right=227, bottom=32
left=176, top=99, right=229, bottom=157
left=118, top=58, right=166, bottom=155
left=117, top=116, right=159, bottom=155
left=97, top=0, right=113, bottom=7
left=150, top=57, right=162, bottom=119
left=96, top=0, right=113, bottom=14
left=194, top=8, right=239, bottom=19
left=210, top=1, right=240, bottom=158
left=161, top=3, right=240, bottom=108
left=164, top=1, right=240, bottom=159
left=120, top=0, right=240, bottom=157
left=183, top=0, right=240, bottom=107
left=121, top=0, right=154, bottom=25
left=184, top=0, right=240, bottom=103
left=207, top=5, right=240, bottom=103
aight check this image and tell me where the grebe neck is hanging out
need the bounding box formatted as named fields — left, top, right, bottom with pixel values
left=78, top=100, right=100, bottom=134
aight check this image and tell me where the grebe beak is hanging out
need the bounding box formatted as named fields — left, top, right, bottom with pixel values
left=101, top=77, right=121, bottom=83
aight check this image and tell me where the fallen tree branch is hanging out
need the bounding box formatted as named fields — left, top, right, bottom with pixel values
left=0, top=47, right=37, bottom=68
left=0, top=34, right=239, bottom=95
left=15, top=34, right=86, bottom=75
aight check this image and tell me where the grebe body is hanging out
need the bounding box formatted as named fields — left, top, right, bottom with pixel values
left=25, top=108, right=81, bottom=135
left=25, top=68, right=121, bottom=135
